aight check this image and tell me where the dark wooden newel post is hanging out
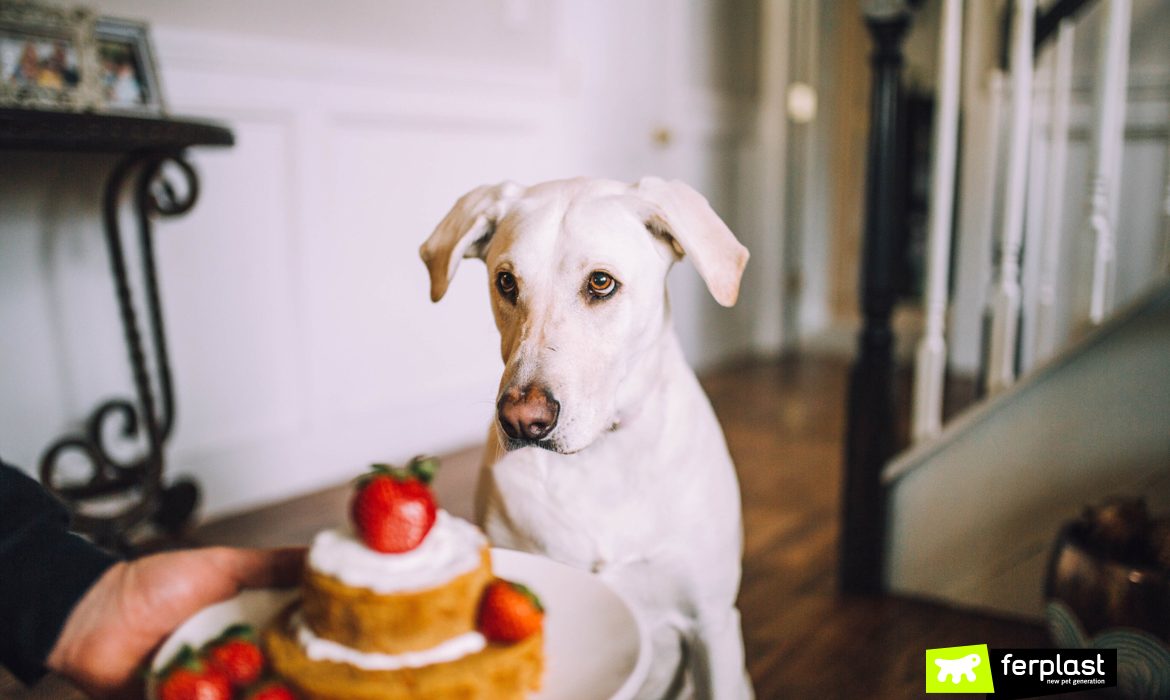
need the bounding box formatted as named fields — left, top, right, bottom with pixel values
left=839, top=0, right=912, bottom=595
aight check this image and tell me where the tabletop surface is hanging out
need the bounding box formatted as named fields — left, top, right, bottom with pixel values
left=0, top=108, right=234, bottom=153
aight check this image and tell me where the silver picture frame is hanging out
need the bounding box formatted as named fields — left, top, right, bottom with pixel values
left=94, top=16, right=165, bottom=115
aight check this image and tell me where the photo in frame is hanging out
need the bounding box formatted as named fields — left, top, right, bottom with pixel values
left=0, top=2, right=100, bottom=111
left=94, top=16, right=164, bottom=114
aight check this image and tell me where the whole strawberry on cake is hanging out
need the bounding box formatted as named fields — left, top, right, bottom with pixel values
left=265, top=458, right=544, bottom=699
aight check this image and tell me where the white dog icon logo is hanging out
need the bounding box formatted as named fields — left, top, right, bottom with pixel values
left=935, top=653, right=981, bottom=683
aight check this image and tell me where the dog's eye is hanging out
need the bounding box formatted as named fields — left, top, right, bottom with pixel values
left=586, top=271, right=618, bottom=299
left=496, top=271, right=518, bottom=301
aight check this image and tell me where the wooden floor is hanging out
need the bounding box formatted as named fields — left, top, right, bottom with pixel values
left=7, top=355, right=1061, bottom=699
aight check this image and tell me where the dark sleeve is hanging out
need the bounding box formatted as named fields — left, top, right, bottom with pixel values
left=0, top=461, right=118, bottom=685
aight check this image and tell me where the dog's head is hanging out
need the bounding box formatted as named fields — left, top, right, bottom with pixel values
left=420, top=177, right=748, bottom=454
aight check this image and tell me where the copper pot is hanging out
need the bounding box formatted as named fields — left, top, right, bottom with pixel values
left=1045, top=521, right=1170, bottom=699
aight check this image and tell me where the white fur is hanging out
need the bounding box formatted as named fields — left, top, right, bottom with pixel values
left=421, top=177, right=752, bottom=699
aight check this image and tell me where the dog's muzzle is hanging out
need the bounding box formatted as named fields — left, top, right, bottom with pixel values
left=497, top=384, right=560, bottom=444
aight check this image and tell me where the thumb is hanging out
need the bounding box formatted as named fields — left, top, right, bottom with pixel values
left=211, top=547, right=306, bottom=591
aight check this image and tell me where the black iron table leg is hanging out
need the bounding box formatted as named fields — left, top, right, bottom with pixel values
left=39, top=150, right=202, bottom=555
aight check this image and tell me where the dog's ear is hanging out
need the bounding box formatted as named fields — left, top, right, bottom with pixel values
left=633, top=177, right=749, bottom=307
left=420, top=181, right=523, bottom=302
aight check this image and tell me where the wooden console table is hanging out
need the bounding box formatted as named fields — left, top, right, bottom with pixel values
left=1, top=108, right=233, bottom=553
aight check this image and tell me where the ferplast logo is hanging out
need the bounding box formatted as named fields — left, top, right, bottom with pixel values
left=926, top=644, right=995, bottom=693
left=925, top=645, right=1117, bottom=697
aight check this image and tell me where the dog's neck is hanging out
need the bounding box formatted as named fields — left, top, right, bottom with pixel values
left=609, top=314, right=693, bottom=440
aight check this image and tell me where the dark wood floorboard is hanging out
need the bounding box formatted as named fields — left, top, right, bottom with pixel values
left=8, top=355, right=1101, bottom=699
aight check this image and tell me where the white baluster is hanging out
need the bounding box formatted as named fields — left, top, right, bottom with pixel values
left=1163, top=133, right=1170, bottom=273
left=986, top=0, right=1035, bottom=394
left=1018, top=54, right=1049, bottom=375
left=1087, top=0, right=1132, bottom=324
left=912, top=0, right=963, bottom=443
left=1034, top=21, right=1075, bottom=364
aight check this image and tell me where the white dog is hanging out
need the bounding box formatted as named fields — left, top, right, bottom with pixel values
left=421, top=177, right=752, bottom=699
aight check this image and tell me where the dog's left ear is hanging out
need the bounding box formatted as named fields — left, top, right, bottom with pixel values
left=420, top=181, right=523, bottom=302
left=633, top=177, right=749, bottom=307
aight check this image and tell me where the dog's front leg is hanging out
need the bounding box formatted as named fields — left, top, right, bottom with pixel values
left=689, top=606, right=754, bottom=700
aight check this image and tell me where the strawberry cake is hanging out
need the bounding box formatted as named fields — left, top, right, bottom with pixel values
left=264, top=458, right=544, bottom=699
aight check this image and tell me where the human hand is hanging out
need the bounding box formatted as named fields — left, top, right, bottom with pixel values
left=45, top=546, right=304, bottom=699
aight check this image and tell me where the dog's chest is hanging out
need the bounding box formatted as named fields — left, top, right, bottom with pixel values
left=490, top=447, right=673, bottom=570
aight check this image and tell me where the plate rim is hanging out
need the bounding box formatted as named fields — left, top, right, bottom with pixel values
left=490, top=548, right=652, bottom=700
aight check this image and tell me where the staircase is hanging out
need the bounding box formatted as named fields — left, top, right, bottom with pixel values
left=839, top=0, right=1170, bottom=617
left=885, top=280, right=1170, bottom=619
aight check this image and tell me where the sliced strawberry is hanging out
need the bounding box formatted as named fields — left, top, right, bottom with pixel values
left=350, top=458, right=439, bottom=553
left=478, top=578, right=545, bottom=643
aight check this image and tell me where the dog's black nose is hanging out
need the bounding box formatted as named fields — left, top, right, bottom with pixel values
left=497, top=384, right=560, bottom=442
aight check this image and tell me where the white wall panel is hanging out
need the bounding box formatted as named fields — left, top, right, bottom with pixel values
left=0, top=154, right=129, bottom=467
left=160, top=120, right=303, bottom=455
left=305, top=122, right=529, bottom=421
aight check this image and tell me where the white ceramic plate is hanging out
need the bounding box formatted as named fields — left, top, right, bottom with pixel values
left=149, top=548, right=650, bottom=700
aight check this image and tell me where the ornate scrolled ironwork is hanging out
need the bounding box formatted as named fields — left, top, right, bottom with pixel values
left=39, top=150, right=202, bottom=553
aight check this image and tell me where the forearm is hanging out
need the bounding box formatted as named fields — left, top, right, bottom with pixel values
left=0, top=462, right=118, bottom=684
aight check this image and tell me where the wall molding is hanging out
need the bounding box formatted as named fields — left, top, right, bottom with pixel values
left=154, top=26, right=564, bottom=99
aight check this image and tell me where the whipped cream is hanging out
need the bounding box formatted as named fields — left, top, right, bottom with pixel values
left=292, top=612, right=486, bottom=670
left=308, top=510, right=486, bottom=593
